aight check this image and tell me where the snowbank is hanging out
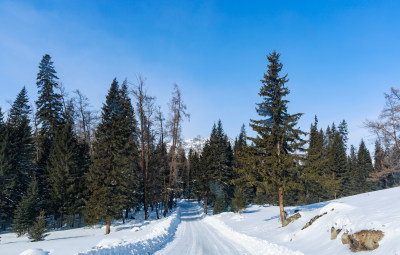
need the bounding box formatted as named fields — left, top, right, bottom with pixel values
left=6, top=208, right=180, bottom=255
left=213, top=187, right=400, bottom=254
left=204, top=216, right=303, bottom=255
left=20, top=248, right=49, bottom=255
left=78, top=208, right=181, bottom=255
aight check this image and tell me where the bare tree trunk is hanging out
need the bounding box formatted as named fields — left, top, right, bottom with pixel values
left=133, top=77, right=149, bottom=220
left=163, top=173, right=168, bottom=217
left=141, top=119, right=148, bottom=220
left=279, top=187, right=285, bottom=225
left=121, top=211, right=125, bottom=224
left=125, top=207, right=129, bottom=220
left=385, top=175, right=389, bottom=189
left=204, top=191, right=208, bottom=214
left=105, top=217, right=111, bottom=235
left=166, top=84, right=190, bottom=211
left=276, top=140, right=286, bottom=226
left=78, top=214, right=82, bottom=228
left=155, top=203, right=160, bottom=219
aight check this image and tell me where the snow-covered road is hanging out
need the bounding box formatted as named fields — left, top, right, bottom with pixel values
left=155, top=201, right=302, bottom=255
left=155, top=202, right=250, bottom=255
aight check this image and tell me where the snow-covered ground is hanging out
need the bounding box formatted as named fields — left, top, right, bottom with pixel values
left=155, top=202, right=301, bottom=255
left=1, top=187, right=400, bottom=254
left=0, top=208, right=181, bottom=255
left=213, top=187, right=400, bottom=254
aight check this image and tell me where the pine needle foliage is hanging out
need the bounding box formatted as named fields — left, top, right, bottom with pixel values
left=85, top=79, right=139, bottom=233
left=13, top=176, right=40, bottom=237
left=248, top=51, right=305, bottom=224
left=28, top=209, right=48, bottom=242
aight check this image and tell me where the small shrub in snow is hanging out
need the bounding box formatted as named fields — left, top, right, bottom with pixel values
left=28, top=210, right=49, bottom=242
left=231, top=188, right=248, bottom=213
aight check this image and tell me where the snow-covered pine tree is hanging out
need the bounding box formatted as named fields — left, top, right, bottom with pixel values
left=35, top=54, right=64, bottom=212
left=199, top=121, right=234, bottom=214
left=0, top=107, right=11, bottom=231
left=86, top=79, right=139, bottom=234
left=47, top=120, right=79, bottom=228
left=248, top=51, right=305, bottom=226
left=301, top=116, right=328, bottom=203
left=13, top=176, right=40, bottom=237
left=356, top=139, right=374, bottom=193
left=326, top=128, right=348, bottom=199
left=28, top=209, right=48, bottom=242
left=344, top=145, right=358, bottom=196
left=118, top=80, right=140, bottom=221
left=0, top=88, right=34, bottom=231
left=232, top=125, right=259, bottom=205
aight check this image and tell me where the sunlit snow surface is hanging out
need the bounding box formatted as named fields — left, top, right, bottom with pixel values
left=1, top=187, right=400, bottom=254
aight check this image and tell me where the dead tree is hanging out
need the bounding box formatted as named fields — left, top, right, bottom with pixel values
left=164, top=83, right=189, bottom=215
left=365, top=87, right=400, bottom=187
left=132, top=76, right=155, bottom=220
left=73, top=90, right=97, bottom=150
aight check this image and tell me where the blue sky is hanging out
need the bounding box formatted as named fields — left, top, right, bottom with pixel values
left=1, top=0, right=399, bottom=150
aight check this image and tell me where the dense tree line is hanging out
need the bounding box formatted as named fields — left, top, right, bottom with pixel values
left=0, top=54, right=189, bottom=236
left=186, top=52, right=380, bottom=225
left=0, top=52, right=390, bottom=238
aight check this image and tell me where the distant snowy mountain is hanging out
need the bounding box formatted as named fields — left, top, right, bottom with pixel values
left=167, top=136, right=235, bottom=155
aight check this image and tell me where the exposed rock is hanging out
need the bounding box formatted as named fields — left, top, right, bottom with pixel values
left=346, top=230, right=384, bottom=252
left=282, top=212, right=301, bottom=227
left=331, top=227, right=342, bottom=240
left=341, top=231, right=350, bottom=244
left=301, top=212, right=327, bottom=230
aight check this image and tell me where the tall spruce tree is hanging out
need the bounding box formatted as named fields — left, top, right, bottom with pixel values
left=301, top=116, right=328, bottom=203
left=35, top=54, right=64, bottom=210
left=326, top=131, right=348, bottom=198
left=0, top=117, right=15, bottom=231
left=232, top=124, right=255, bottom=207
left=47, top=120, right=79, bottom=228
left=248, top=51, right=305, bottom=225
left=0, top=88, right=34, bottom=230
left=356, top=140, right=374, bottom=193
left=119, top=80, right=140, bottom=219
left=199, top=121, right=234, bottom=214
left=344, top=145, right=358, bottom=196
left=86, top=79, right=139, bottom=234
left=7, top=87, right=34, bottom=193
left=198, top=125, right=216, bottom=214
left=338, top=120, right=349, bottom=148
left=0, top=107, right=12, bottom=230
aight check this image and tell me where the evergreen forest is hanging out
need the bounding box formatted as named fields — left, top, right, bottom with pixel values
left=0, top=52, right=397, bottom=237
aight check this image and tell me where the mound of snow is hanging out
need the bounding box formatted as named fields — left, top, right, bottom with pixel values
left=204, top=216, right=303, bottom=255
left=95, top=238, right=125, bottom=249
left=80, top=208, right=181, bottom=255
left=20, top=249, right=49, bottom=255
